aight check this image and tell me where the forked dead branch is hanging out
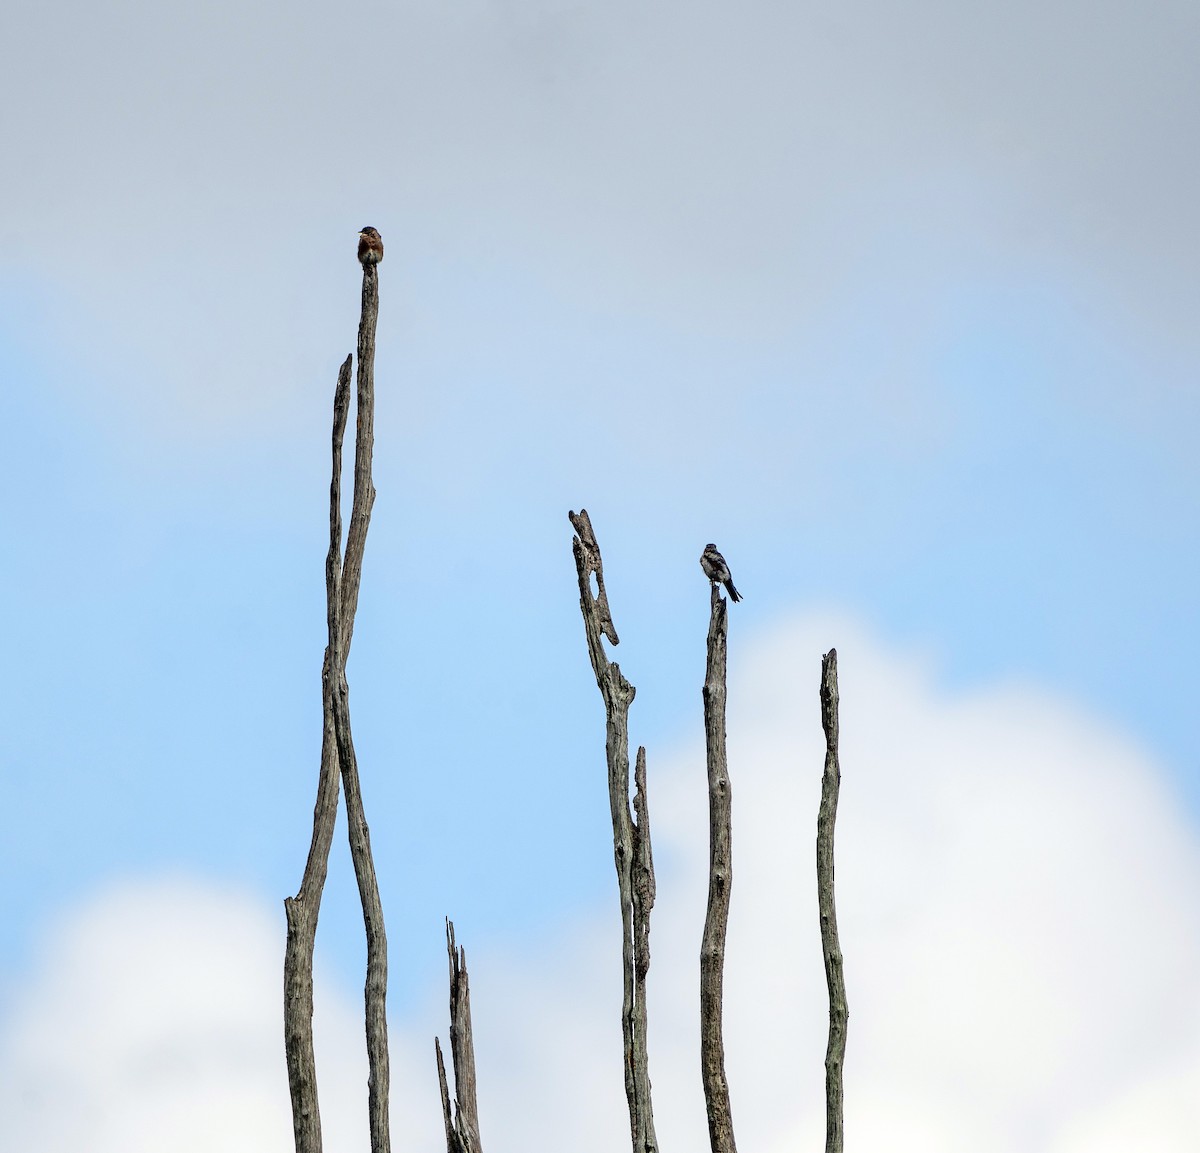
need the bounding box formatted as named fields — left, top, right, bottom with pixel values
left=283, top=251, right=391, bottom=1153
left=569, top=509, right=659, bottom=1153
left=436, top=919, right=485, bottom=1153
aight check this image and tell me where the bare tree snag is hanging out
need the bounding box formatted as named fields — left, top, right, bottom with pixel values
left=436, top=919, right=484, bottom=1153
left=284, top=354, right=352, bottom=1153
left=631, top=745, right=655, bottom=1047
left=338, top=265, right=378, bottom=655
left=435, top=1040, right=455, bottom=1152
left=700, top=583, right=737, bottom=1153
left=569, top=508, right=659, bottom=1153
left=338, top=268, right=391, bottom=1153
left=817, top=649, right=847, bottom=1153
left=284, top=259, right=391, bottom=1153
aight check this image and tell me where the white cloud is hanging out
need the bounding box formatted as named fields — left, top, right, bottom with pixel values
left=0, top=879, right=391, bottom=1153
left=3, top=614, right=1198, bottom=1151
left=463, top=613, right=1200, bottom=1151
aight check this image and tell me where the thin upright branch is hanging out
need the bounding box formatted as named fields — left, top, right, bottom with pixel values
left=335, top=261, right=390, bottom=1153
left=283, top=353, right=353, bottom=1153
left=700, top=583, right=737, bottom=1153
left=436, top=919, right=484, bottom=1153
left=284, top=257, right=391, bottom=1153
left=569, top=509, right=659, bottom=1153
left=817, top=649, right=848, bottom=1153
left=631, top=745, right=655, bottom=1026
left=339, top=267, right=379, bottom=657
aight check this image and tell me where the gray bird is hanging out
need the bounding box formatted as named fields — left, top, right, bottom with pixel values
left=700, top=543, right=742, bottom=602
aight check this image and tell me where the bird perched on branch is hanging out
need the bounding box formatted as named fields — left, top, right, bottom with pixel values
left=700, top=543, right=742, bottom=603
left=357, top=226, right=384, bottom=266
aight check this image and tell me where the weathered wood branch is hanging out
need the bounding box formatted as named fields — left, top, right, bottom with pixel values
left=818, top=649, right=847, bottom=1153
left=283, top=353, right=353, bottom=1153
left=333, top=675, right=391, bottom=1153
left=700, top=583, right=736, bottom=1153
left=284, top=257, right=391, bottom=1153
left=631, top=745, right=655, bottom=997
left=336, top=261, right=391, bottom=1153
left=435, top=919, right=484, bottom=1153
left=338, top=266, right=378, bottom=658
left=435, top=1039, right=455, bottom=1152
left=568, top=508, right=659, bottom=1153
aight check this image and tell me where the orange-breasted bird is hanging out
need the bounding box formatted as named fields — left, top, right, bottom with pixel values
left=357, top=226, right=384, bottom=265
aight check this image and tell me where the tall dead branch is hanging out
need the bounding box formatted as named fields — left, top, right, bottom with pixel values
left=700, top=584, right=737, bottom=1153
left=568, top=508, right=659, bottom=1153
left=283, top=354, right=351, bottom=1153
left=817, top=649, right=847, bottom=1153
left=436, top=919, right=484, bottom=1153
left=284, top=258, right=390, bottom=1153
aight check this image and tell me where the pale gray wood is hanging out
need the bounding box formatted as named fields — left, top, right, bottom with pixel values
left=285, top=259, right=391, bottom=1153
left=338, top=268, right=378, bottom=658
left=335, top=262, right=391, bottom=1153
left=284, top=353, right=352, bottom=1153
left=699, top=584, right=737, bottom=1153
left=435, top=1038, right=455, bottom=1151
left=568, top=509, right=659, bottom=1153
left=631, top=745, right=655, bottom=1029
left=817, top=649, right=847, bottom=1153
left=436, top=920, right=484, bottom=1153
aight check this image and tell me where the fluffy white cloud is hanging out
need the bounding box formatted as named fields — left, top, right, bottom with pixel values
left=463, top=614, right=1200, bottom=1152
left=3, top=614, right=1198, bottom=1151
left=0, top=880, right=391, bottom=1153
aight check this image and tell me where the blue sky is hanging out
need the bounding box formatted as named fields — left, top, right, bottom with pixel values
left=2, top=1, right=1199, bottom=1148
left=4, top=209, right=1195, bottom=1003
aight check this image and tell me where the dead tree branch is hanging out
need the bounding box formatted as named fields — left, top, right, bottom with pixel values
left=436, top=919, right=484, bottom=1153
left=631, top=745, right=655, bottom=1046
left=337, top=260, right=390, bottom=1153
left=700, top=583, right=737, bottom=1153
left=568, top=508, right=659, bottom=1153
left=284, top=258, right=390, bottom=1153
left=818, top=649, right=847, bottom=1153
left=283, top=353, right=352, bottom=1153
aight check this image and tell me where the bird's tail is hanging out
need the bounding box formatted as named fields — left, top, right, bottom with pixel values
left=725, top=580, right=742, bottom=603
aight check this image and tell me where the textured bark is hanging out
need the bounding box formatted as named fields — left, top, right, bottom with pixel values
left=631, top=746, right=655, bottom=1011
left=334, top=677, right=391, bottom=1153
left=284, top=259, right=390, bottom=1153
left=818, top=649, right=848, bottom=1153
left=435, top=1039, right=455, bottom=1152
left=339, top=261, right=390, bottom=1153
left=699, top=583, right=737, bottom=1153
left=436, top=920, right=484, bottom=1153
left=338, top=267, right=378, bottom=657
left=569, top=509, right=659, bottom=1153
left=283, top=353, right=352, bottom=1153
